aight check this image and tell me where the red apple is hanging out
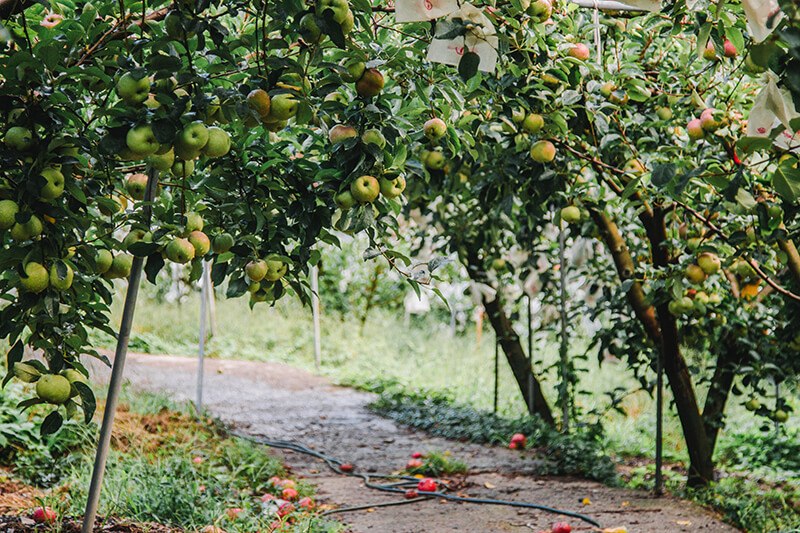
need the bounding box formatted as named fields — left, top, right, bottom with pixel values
left=405, top=489, right=419, bottom=499
left=406, top=459, right=423, bottom=469
left=261, top=493, right=276, bottom=502
left=226, top=508, right=244, bottom=520
left=417, top=478, right=436, bottom=492
left=282, top=487, right=299, bottom=500
left=411, top=451, right=423, bottom=458
left=568, top=43, right=590, bottom=60
left=277, top=502, right=295, bottom=517
left=32, top=507, right=57, bottom=523
left=723, top=39, right=737, bottom=58
left=552, top=522, right=571, bottom=533
left=297, top=496, right=314, bottom=510
left=192, top=456, right=203, bottom=464
left=340, top=463, right=354, bottom=472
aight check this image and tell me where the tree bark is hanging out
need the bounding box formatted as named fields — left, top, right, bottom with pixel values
left=465, top=252, right=555, bottom=425
left=701, top=341, right=741, bottom=453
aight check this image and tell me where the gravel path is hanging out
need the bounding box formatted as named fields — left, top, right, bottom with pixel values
left=91, top=351, right=740, bottom=533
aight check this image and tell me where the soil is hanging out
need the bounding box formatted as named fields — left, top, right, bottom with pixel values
left=84, top=351, right=740, bottom=533
left=0, top=515, right=182, bottom=532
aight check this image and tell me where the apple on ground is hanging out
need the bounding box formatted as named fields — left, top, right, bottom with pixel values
left=297, top=497, right=314, bottom=510
left=32, top=507, right=57, bottom=524
left=226, top=508, right=245, bottom=520
left=411, top=451, right=423, bottom=459
left=417, top=478, right=436, bottom=492
left=166, top=238, right=196, bottom=264
left=350, top=175, right=380, bottom=203
left=423, top=118, right=447, bottom=141
left=405, top=489, right=419, bottom=499
left=406, top=458, right=423, bottom=469
left=552, top=522, right=571, bottom=533
left=355, top=68, right=384, bottom=98
left=282, top=488, right=299, bottom=500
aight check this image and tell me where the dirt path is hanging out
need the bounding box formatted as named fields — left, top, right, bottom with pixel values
left=91, top=351, right=739, bottom=533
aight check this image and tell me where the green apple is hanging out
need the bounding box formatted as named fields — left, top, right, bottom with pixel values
left=599, top=81, right=615, bottom=98
left=340, top=58, right=366, bottom=83
left=700, top=108, right=726, bottom=132
left=20, top=262, right=49, bottom=293
left=330, top=124, right=358, bottom=144
left=126, top=124, right=159, bottom=156
left=697, top=252, right=720, bottom=275
left=656, top=107, right=673, bottom=120
left=521, top=114, right=544, bottom=134
left=94, top=249, right=114, bottom=274
left=4, top=126, right=34, bottom=150
left=609, top=90, right=628, bottom=105
left=529, top=140, right=556, bottom=163
left=350, top=175, right=379, bottom=203
left=775, top=410, right=789, bottom=423
left=267, top=94, right=299, bottom=121
left=340, top=8, right=355, bottom=34
left=424, top=151, right=445, bottom=170
left=202, top=127, right=231, bottom=158
left=325, top=92, right=348, bottom=105
left=126, top=173, right=149, bottom=201
left=527, top=0, right=551, bottom=22
left=60, top=368, right=87, bottom=398
left=246, top=259, right=268, bottom=282
left=10, top=214, right=42, bottom=242
left=687, top=118, right=704, bottom=140
left=685, top=264, right=707, bottom=285
left=262, top=119, right=288, bottom=132
left=423, top=118, right=447, bottom=142
left=117, top=71, right=151, bottom=105
left=105, top=253, right=133, bottom=279
left=361, top=128, right=386, bottom=149
left=561, top=205, right=581, bottom=223
left=247, top=89, right=271, bottom=117
left=379, top=176, right=405, bottom=199
left=122, top=228, right=148, bottom=250
left=188, top=230, right=210, bottom=256
left=511, top=108, right=526, bottom=123
left=702, top=40, right=717, bottom=61
left=36, top=374, right=71, bottom=404
left=317, top=0, right=350, bottom=23
left=49, top=262, right=74, bottom=291
left=744, top=398, right=760, bottom=411
left=299, top=13, right=322, bottom=42
left=175, top=120, right=209, bottom=156
left=0, top=199, right=19, bottom=229
left=212, top=233, right=234, bottom=253
left=171, top=158, right=195, bottom=178
left=183, top=211, right=203, bottom=234
left=335, top=190, right=356, bottom=210
left=166, top=237, right=195, bottom=263
left=265, top=254, right=288, bottom=281
left=568, top=43, right=590, bottom=60
left=355, top=68, right=384, bottom=98
left=624, top=159, right=645, bottom=175
left=39, top=168, right=65, bottom=200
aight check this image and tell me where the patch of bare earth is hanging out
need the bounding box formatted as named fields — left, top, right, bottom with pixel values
left=85, top=351, right=741, bottom=533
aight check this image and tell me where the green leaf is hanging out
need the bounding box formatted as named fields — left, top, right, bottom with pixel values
left=458, top=52, right=480, bottom=82
left=3, top=341, right=23, bottom=387
left=736, top=136, right=774, bottom=154
left=40, top=411, right=63, bottom=436
left=651, top=164, right=676, bottom=187
left=73, top=382, right=96, bottom=424
left=772, top=164, right=800, bottom=203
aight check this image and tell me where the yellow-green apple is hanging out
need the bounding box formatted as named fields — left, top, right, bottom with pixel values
left=340, top=9, right=355, bottom=33
left=599, top=81, right=615, bottom=97
left=624, top=159, right=645, bottom=175
left=166, top=237, right=196, bottom=263
left=123, top=228, right=148, bottom=250
left=316, top=0, right=350, bottom=22
left=61, top=368, right=87, bottom=397
left=423, top=118, right=447, bottom=141
left=424, top=151, right=445, bottom=170
left=775, top=410, right=789, bottom=423
left=105, top=253, right=133, bottom=279
left=176, top=120, right=209, bottom=156
left=334, top=190, right=356, bottom=209
left=126, top=124, right=159, bottom=156
left=340, top=58, right=366, bottom=82
left=521, top=114, right=544, bottom=134
left=36, top=375, right=71, bottom=404
left=511, top=108, right=526, bottom=123
left=379, top=175, right=406, bottom=199
left=126, top=173, right=149, bottom=201
left=745, top=398, right=760, bottom=411
left=188, top=230, right=210, bottom=256
left=202, top=127, right=231, bottom=158
left=268, top=94, right=299, bottom=121
left=171, top=158, right=195, bottom=178
left=247, top=89, right=271, bottom=117
left=697, top=252, right=720, bottom=275
left=212, top=233, right=234, bottom=253
left=0, top=199, right=19, bottom=229
left=703, top=40, right=717, bottom=61
left=361, top=128, right=386, bottom=148
left=685, top=264, right=707, bottom=284
left=324, top=92, right=348, bottom=105
left=39, top=168, right=65, bottom=200
left=20, top=262, right=49, bottom=293
left=700, top=108, right=725, bottom=132
left=94, top=249, right=114, bottom=274
left=656, top=107, right=673, bottom=120
left=528, top=0, right=551, bottom=21
left=330, top=124, right=357, bottom=144
left=568, top=43, right=590, bottom=60
left=561, top=205, right=581, bottom=223
left=246, top=259, right=268, bottom=282
left=10, top=214, right=42, bottom=242
left=355, top=69, right=384, bottom=98
left=350, top=175, right=379, bottom=203
left=299, top=13, right=322, bottom=42
left=4, top=126, right=34, bottom=150
left=529, top=140, right=556, bottom=162
left=116, top=72, right=151, bottom=105
left=49, top=262, right=74, bottom=290
left=265, top=254, right=288, bottom=281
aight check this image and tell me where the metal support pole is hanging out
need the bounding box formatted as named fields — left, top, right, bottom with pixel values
left=775, top=379, right=780, bottom=438
left=527, top=293, right=534, bottom=417
left=205, top=263, right=216, bottom=338
left=654, top=350, right=663, bottom=496
left=196, top=261, right=210, bottom=412
left=82, top=168, right=158, bottom=533
left=570, top=0, right=651, bottom=10
left=493, top=336, right=499, bottom=414
left=558, top=228, right=569, bottom=434
left=310, top=263, right=321, bottom=372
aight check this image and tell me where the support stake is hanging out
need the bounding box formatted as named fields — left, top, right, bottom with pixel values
left=558, top=227, right=569, bottom=433
left=527, top=293, right=535, bottom=417
left=196, top=260, right=210, bottom=412
left=655, top=349, right=663, bottom=496
left=494, top=336, right=499, bottom=414
left=81, top=168, right=158, bottom=533
left=311, top=263, right=321, bottom=372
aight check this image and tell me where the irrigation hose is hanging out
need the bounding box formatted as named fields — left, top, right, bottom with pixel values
left=228, top=429, right=602, bottom=528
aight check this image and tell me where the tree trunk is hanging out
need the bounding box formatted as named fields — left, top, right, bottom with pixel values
left=465, top=252, right=555, bottom=425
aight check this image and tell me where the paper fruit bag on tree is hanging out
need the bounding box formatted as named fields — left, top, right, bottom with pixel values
left=747, top=73, right=800, bottom=154
left=394, top=0, right=459, bottom=22
left=427, top=3, right=499, bottom=73
left=742, top=0, right=784, bottom=43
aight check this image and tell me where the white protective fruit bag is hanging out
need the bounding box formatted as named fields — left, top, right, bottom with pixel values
left=394, top=0, right=460, bottom=22
left=747, top=73, right=800, bottom=154
left=742, top=0, right=784, bottom=43
left=426, top=3, right=499, bottom=72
